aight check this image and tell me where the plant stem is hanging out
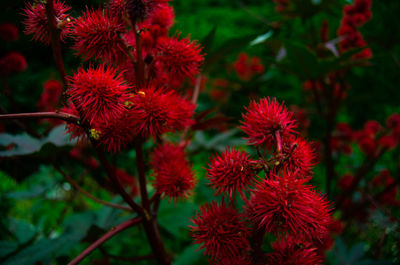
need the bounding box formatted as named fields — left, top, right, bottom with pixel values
left=0, top=112, right=80, bottom=124
left=134, top=24, right=145, bottom=88
left=135, top=140, right=150, bottom=211
left=68, top=217, right=143, bottom=265
left=142, top=218, right=171, bottom=265
left=45, top=0, right=69, bottom=93
left=94, top=146, right=144, bottom=215
left=54, top=165, right=132, bottom=211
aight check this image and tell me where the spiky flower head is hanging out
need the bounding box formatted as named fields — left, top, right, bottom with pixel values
left=73, top=8, right=127, bottom=63
left=37, top=79, right=63, bottom=111
left=207, top=147, right=256, bottom=198
left=156, top=34, right=204, bottom=81
left=128, top=85, right=195, bottom=139
left=277, top=136, right=317, bottom=177
left=0, top=52, right=27, bottom=76
left=62, top=103, right=86, bottom=142
left=246, top=172, right=332, bottom=241
left=267, top=236, right=323, bottom=265
left=125, top=0, right=170, bottom=22
left=22, top=0, right=72, bottom=45
left=67, top=64, right=131, bottom=126
left=0, top=23, right=19, bottom=42
left=151, top=143, right=196, bottom=201
left=240, top=97, right=297, bottom=149
left=190, top=201, right=250, bottom=265
left=96, top=111, right=136, bottom=153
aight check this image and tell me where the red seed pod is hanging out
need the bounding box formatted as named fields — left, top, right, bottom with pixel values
left=151, top=143, right=196, bottom=201
left=189, top=201, right=250, bottom=265
left=207, top=147, right=256, bottom=197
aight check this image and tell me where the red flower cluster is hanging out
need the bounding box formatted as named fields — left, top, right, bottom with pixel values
left=332, top=115, right=399, bottom=158
left=233, top=53, right=264, bottom=81
left=240, top=97, right=297, bottom=148
left=0, top=23, right=19, bottom=41
left=0, top=52, right=27, bottom=76
left=192, top=98, right=332, bottom=264
left=190, top=201, right=250, bottom=265
left=247, top=173, right=331, bottom=241
left=22, top=0, right=72, bottom=45
left=37, top=79, right=63, bottom=111
left=127, top=85, right=195, bottom=139
left=337, top=0, right=373, bottom=59
left=73, top=8, right=127, bottom=64
left=151, top=143, right=196, bottom=201
left=267, top=236, right=323, bottom=265
left=207, top=148, right=256, bottom=197
left=68, top=64, right=131, bottom=126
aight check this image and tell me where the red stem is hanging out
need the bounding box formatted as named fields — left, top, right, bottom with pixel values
left=94, top=146, right=144, bottom=215
left=275, top=130, right=282, bottom=155
left=135, top=140, right=150, bottom=211
left=45, top=0, right=69, bottom=93
left=68, top=217, right=143, bottom=265
left=0, top=112, right=80, bottom=124
left=134, top=24, right=145, bottom=88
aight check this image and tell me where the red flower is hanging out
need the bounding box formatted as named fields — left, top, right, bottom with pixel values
left=67, top=64, right=131, bottom=126
left=37, top=79, right=63, bottom=111
left=378, top=135, right=397, bottom=150
left=149, top=3, right=174, bottom=30
left=233, top=53, right=264, bottom=81
left=386, top=113, right=400, bottom=129
left=0, top=52, right=27, bottom=76
left=0, top=23, right=19, bottom=41
left=22, top=0, right=72, bottom=45
left=73, top=9, right=127, bottom=63
left=267, top=236, right=323, bottom=265
left=151, top=143, right=196, bottom=201
left=338, top=174, right=354, bottom=190
left=240, top=97, right=297, bottom=148
left=128, top=85, right=195, bottom=139
left=189, top=201, right=250, bottom=265
left=96, top=111, right=135, bottom=152
left=125, top=0, right=171, bottom=22
left=246, top=173, right=332, bottom=241
left=156, top=35, right=204, bottom=81
left=279, top=136, right=317, bottom=177
left=207, top=148, right=256, bottom=198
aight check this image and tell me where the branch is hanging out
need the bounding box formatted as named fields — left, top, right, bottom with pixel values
left=135, top=140, right=150, bottom=212
left=53, top=165, right=132, bottom=211
left=0, top=112, right=80, bottom=124
left=94, top=146, right=144, bottom=215
left=68, top=217, right=143, bottom=265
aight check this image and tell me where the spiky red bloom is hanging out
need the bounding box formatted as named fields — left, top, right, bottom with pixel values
left=207, top=148, right=256, bottom=198
left=73, top=9, right=127, bottom=63
left=156, top=35, right=204, bottom=81
left=96, top=111, right=135, bottom=153
left=0, top=52, right=27, bottom=76
left=246, top=173, right=332, bottom=241
left=67, top=64, right=131, bottom=125
left=0, top=23, right=19, bottom=41
left=37, top=79, right=63, bottom=111
left=22, top=0, right=72, bottom=45
left=267, top=236, right=323, bottom=265
left=278, top=136, right=317, bottom=177
left=149, top=3, right=174, bottom=30
left=190, top=201, right=250, bottom=265
left=240, top=97, right=297, bottom=148
left=128, top=85, right=195, bottom=138
left=151, top=143, right=196, bottom=201
left=125, top=0, right=171, bottom=21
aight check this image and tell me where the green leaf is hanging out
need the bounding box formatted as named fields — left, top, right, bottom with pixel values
left=201, top=25, right=217, bottom=55
left=174, top=244, right=204, bottom=265
left=0, top=125, right=74, bottom=157
left=158, top=200, right=195, bottom=237
left=8, top=219, right=36, bottom=244
left=0, top=241, right=18, bottom=257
